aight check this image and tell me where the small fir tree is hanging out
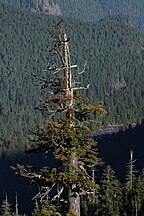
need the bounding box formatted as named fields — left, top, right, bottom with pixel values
left=133, top=168, right=144, bottom=215
left=123, top=150, right=138, bottom=216
left=0, top=195, right=12, bottom=216
left=99, top=165, right=122, bottom=216
left=125, top=150, right=137, bottom=191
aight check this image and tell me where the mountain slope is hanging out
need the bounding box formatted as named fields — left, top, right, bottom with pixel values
left=1, top=2, right=144, bottom=155
left=4, top=0, right=144, bottom=29
left=57, top=0, right=144, bottom=28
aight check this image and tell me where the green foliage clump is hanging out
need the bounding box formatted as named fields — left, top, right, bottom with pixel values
left=0, top=198, right=11, bottom=216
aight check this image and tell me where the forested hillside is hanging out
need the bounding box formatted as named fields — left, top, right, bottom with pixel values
left=54, top=0, right=144, bottom=29
left=1, top=1, right=144, bottom=156
left=4, top=0, right=144, bottom=29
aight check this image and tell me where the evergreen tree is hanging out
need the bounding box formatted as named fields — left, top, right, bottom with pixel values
left=32, top=200, right=61, bottom=216
left=123, top=150, right=137, bottom=216
left=81, top=194, right=99, bottom=216
left=0, top=195, right=12, bottom=216
left=98, top=165, right=122, bottom=216
left=125, top=150, right=137, bottom=191
left=12, top=20, right=106, bottom=216
left=134, top=169, right=144, bottom=215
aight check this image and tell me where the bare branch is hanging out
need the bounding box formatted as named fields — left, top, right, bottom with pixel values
left=78, top=60, right=87, bottom=74
left=51, top=186, right=64, bottom=201
left=73, top=84, right=90, bottom=90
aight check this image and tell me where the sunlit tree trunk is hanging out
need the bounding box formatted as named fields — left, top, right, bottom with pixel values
left=64, top=33, right=80, bottom=216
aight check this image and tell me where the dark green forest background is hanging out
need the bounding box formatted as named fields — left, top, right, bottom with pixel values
left=0, top=1, right=144, bottom=215
left=3, top=0, right=144, bottom=28
left=1, top=1, right=144, bottom=156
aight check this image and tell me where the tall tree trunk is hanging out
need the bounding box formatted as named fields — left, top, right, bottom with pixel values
left=64, top=34, right=80, bottom=216
left=69, top=152, right=80, bottom=216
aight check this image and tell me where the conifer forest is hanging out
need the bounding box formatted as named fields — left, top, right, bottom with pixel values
left=1, top=0, right=144, bottom=215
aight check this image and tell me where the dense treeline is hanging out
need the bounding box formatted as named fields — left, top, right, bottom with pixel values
left=1, top=162, right=144, bottom=215
left=81, top=164, right=144, bottom=216
left=97, top=120, right=144, bottom=181
left=0, top=2, right=54, bottom=156
left=1, top=122, right=144, bottom=215
left=51, top=0, right=144, bottom=29
left=4, top=0, right=144, bottom=29
left=1, top=1, right=144, bottom=155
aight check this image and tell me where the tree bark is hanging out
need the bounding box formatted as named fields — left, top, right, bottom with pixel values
left=64, top=34, right=80, bottom=216
left=69, top=152, right=80, bottom=216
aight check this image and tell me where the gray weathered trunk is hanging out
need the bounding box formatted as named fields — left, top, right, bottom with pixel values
left=64, top=34, right=80, bottom=216
left=69, top=152, right=80, bottom=216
